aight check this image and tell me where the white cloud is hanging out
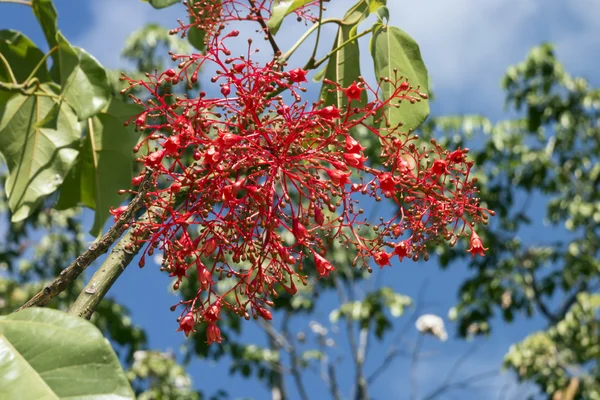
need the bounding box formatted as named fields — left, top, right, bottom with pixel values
left=74, top=0, right=183, bottom=68
left=72, top=0, right=600, bottom=114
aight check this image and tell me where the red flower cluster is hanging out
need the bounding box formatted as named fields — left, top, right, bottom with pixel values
left=120, top=0, right=492, bottom=344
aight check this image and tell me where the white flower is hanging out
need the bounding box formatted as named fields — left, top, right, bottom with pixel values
left=133, top=351, right=147, bottom=362
left=415, top=314, right=448, bottom=341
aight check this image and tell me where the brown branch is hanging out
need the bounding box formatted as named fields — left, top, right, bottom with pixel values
left=16, top=173, right=152, bottom=312
left=67, top=183, right=191, bottom=320
left=248, top=0, right=280, bottom=55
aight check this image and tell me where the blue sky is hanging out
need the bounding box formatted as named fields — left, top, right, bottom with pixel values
left=2, top=0, right=599, bottom=399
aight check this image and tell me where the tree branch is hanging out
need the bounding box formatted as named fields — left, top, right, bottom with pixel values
left=248, top=0, right=280, bottom=55
left=17, top=173, right=152, bottom=311
left=67, top=183, right=189, bottom=320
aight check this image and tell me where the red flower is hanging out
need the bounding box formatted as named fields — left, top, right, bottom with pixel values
left=448, top=149, right=466, bottom=163
left=431, top=159, right=449, bottom=176
left=256, top=306, right=273, bottom=320
left=314, top=207, right=325, bottom=226
left=204, top=301, right=221, bottom=322
left=316, top=106, right=340, bottom=120
left=373, top=251, right=392, bottom=268
left=145, top=149, right=165, bottom=167
left=177, top=312, right=195, bottom=337
left=288, top=68, right=308, bottom=83
left=326, top=169, right=351, bottom=186
left=292, top=218, right=309, bottom=243
left=467, top=231, right=488, bottom=258
left=379, top=172, right=397, bottom=193
left=343, top=81, right=364, bottom=101
left=197, top=263, right=215, bottom=290
left=163, top=135, right=181, bottom=155
left=314, top=252, right=335, bottom=277
left=394, top=241, right=411, bottom=261
left=201, top=236, right=218, bottom=256
left=206, top=323, right=222, bottom=344
left=343, top=152, right=368, bottom=169
left=345, top=136, right=366, bottom=153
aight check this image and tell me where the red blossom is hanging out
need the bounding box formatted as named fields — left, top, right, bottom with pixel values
left=120, top=0, right=493, bottom=344
left=177, top=312, right=195, bottom=337
left=206, top=323, right=222, bottom=344
left=314, top=252, right=335, bottom=277
left=326, top=169, right=352, bottom=187
left=342, top=152, right=368, bottom=169
left=343, top=81, right=364, bottom=101
left=431, top=159, right=449, bottom=176
left=374, top=251, right=392, bottom=268
left=467, top=231, right=488, bottom=258
left=379, top=172, right=397, bottom=193
left=394, top=241, right=411, bottom=261
left=345, top=136, right=366, bottom=153
left=288, top=68, right=308, bottom=83
left=316, top=105, right=341, bottom=120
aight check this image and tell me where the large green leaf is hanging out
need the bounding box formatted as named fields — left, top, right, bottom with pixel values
left=0, top=308, right=135, bottom=400
left=54, top=33, right=111, bottom=120
left=57, top=98, right=141, bottom=236
left=0, top=30, right=50, bottom=84
left=0, top=85, right=80, bottom=222
left=318, top=0, right=370, bottom=110
left=148, top=0, right=181, bottom=9
left=370, top=24, right=429, bottom=131
left=266, top=0, right=314, bottom=35
left=31, top=0, right=59, bottom=77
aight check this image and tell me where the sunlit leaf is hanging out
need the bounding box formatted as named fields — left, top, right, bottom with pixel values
left=0, top=85, right=80, bottom=222
left=0, top=308, right=135, bottom=399
left=267, top=0, right=314, bottom=36
left=370, top=24, right=429, bottom=131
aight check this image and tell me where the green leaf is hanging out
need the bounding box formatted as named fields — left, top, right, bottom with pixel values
left=374, top=5, right=389, bottom=22
left=370, top=24, right=429, bottom=131
left=0, top=85, right=80, bottom=222
left=0, top=308, right=135, bottom=399
left=318, top=0, right=370, bottom=111
left=266, top=0, right=314, bottom=36
left=55, top=33, right=111, bottom=120
left=148, top=0, right=181, bottom=9
left=31, top=0, right=60, bottom=77
left=57, top=98, right=141, bottom=236
left=0, top=30, right=50, bottom=84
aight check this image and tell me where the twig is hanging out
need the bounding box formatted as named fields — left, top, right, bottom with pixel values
left=367, top=280, right=430, bottom=385
left=248, top=0, right=280, bottom=55
left=421, top=369, right=498, bottom=400
left=17, top=172, right=152, bottom=311
left=410, top=333, right=424, bottom=400
left=280, top=313, right=310, bottom=400
left=327, top=363, right=342, bottom=400
left=0, top=0, right=31, bottom=6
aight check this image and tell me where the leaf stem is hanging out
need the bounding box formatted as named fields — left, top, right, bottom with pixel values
left=278, top=18, right=341, bottom=65
left=0, top=52, right=19, bottom=85
left=0, top=0, right=32, bottom=6
left=312, top=26, right=374, bottom=70
left=23, top=45, right=57, bottom=85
